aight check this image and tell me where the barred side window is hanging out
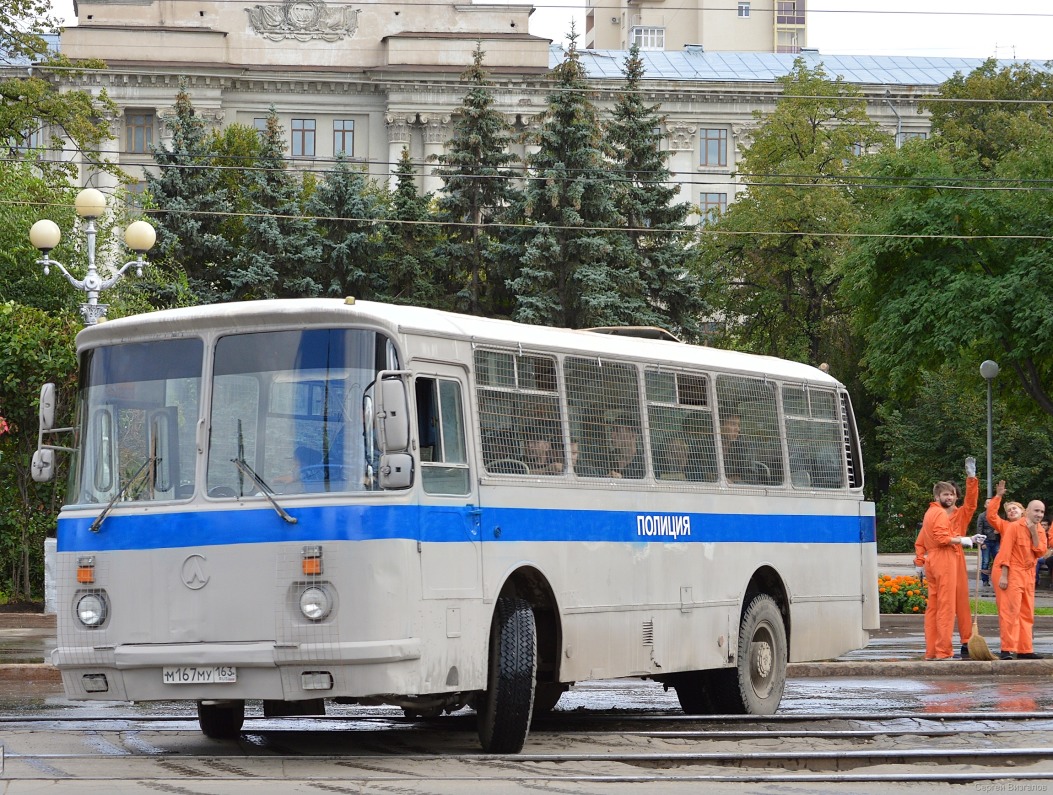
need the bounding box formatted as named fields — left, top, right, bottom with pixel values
left=715, top=375, right=783, bottom=486
left=564, top=357, right=644, bottom=479
left=645, top=369, right=717, bottom=482
left=475, top=350, right=563, bottom=476
left=783, top=385, right=845, bottom=489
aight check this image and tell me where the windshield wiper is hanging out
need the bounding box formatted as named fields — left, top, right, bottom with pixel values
left=230, top=457, right=298, bottom=525
left=89, top=457, right=159, bottom=533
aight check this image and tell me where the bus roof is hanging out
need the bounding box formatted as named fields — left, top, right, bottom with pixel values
left=78, top=299, right=841, bottom=387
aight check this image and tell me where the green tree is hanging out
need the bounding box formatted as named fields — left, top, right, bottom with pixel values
left=0, top=302, right=78, bottom=600
left=843, top=60, right=1053, bottom=418
left=2, top=0, right=118, bottom=178
left=145, top=83, right=233, bottom=304
left=304, top=155, right=386, bottom=299
left=871, top=367, right=1053, bottom=552
left=377, top=148, right=443, bottom=306
left=0, top=161, right=81, bottom=313
left=228, top=111, right=321, bottom=299
left=433, top=46, right=521, bottom=315
left=505, top=33, right=640, bottom=328
left=607, top=45, right=705, bottom=339
left=695, top=58, right=890, bottom=365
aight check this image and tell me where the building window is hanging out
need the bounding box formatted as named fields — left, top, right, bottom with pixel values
left=631, top=27, right=665, bottom=50
left=700, top=128, right=728, bottom=167
left=700, top=193, right=727, bottom=224
left=777, top=1, right=805, bottom=25
left=125, top=111, right=155, bottom=155
left=291, top=118, right=316, bottom=157
left=776, top=29, right=802, bottom=53
left=126, top=181, right=148, bottom=212
left=738, top=2, right=750, bottom=17
left=334, top=119, right=355, bottom=156
left=253, top=117, right=269, bottom=135
left=902, top=131, right=928, bottom=141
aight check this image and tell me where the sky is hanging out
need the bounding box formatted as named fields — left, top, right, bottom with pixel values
left=50, top=0, right=1053, bottom=62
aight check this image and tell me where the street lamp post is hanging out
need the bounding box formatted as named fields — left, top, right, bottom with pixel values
left=30, top=187, right=156, bottom=325
left=980, top=360, right=1000, bottom=498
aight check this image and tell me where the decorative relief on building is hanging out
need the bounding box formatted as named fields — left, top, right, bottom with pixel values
left=730, top=122, right=757, bottom=150
left=420, top=115, right=451, bottom=145
left=666, top=124, right=697, bottom=151
left=246, top=0, right=360, bottom=42
left=385, top=114, right=411, bottom=144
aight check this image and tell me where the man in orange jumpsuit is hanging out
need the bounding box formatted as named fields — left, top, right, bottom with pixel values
left=914, top=457, right=981, bottom=660
left=987, top=480, right=1048, bottom=660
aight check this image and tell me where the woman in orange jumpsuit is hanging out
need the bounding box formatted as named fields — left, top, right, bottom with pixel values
left=914, top=459, right=980, bottom=661
left=987, top=480, right=1048, bottom=659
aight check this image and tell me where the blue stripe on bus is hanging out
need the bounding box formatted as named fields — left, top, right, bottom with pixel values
left=57, top=504, right=877, bottom=552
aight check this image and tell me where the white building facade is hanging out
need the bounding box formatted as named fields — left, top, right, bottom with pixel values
left=50, top=0, right=993, bottom=215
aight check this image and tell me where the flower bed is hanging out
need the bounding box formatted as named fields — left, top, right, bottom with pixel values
left=878, top=574, right=928, bottom=614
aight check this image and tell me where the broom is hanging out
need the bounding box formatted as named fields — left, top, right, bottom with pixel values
left=967, top=545, right=995, bottom=661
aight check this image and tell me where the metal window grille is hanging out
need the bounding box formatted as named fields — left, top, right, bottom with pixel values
left=564, top=357, right=643, bottom=479
left=645, top=368, right=717, bottom=482
left=715, top=375, right=783, bottom=486
left=476, top=350, right=564, bottom=476
left=783, top=386, right=845, bottom=489
left=840, top=392, right=863, bottom=489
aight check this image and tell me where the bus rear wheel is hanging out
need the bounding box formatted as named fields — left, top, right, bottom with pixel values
left=714, top=594, right=787, bottom=715
left=197, top=699, right=245, bottom=739
left=477, top=597, right=537, bottom=753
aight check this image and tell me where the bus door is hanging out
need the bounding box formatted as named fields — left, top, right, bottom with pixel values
left=412, top=366, right=482, bottom=599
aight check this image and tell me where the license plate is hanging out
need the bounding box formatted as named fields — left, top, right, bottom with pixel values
left=162, top=666, right=237, bottom=684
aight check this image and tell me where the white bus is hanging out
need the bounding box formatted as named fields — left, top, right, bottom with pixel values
left=35, top=299, right=878, bottom=753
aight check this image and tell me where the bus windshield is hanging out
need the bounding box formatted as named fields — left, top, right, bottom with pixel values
left=206, top=328, right=397, bottom=498
left=69, top=338, right=203, bottom=506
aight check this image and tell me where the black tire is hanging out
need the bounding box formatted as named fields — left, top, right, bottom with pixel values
left=713, top=594, right=787, bottom=715
left=197, top=700, right=245, bottom=739
left=477, top=597, right=537, bottom=753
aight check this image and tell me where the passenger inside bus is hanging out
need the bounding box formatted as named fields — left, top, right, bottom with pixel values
left=522, top=437, right=564, bottom=475
left=272, top=445, right=321, bottom=493
left=720, top=412, right=755, bottom=483
left=607, top=417, right=645, bottom=479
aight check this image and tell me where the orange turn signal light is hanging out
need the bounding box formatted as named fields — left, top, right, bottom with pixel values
left=302, top=545, right=322, bottom=576
left=77, top=556, right=95, bottom=584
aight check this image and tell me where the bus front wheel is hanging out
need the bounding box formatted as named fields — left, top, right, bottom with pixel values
left=477, top=597, right=537, bottom=753
left=197, top=699, right=245, bottom=739
left=713, top=594, right=787, bottom=715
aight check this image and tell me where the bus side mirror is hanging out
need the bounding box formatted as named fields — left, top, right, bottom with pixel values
left=32, top=449, right=55, bottom=482
left=377, top=375, right=410, bottom=452
left=39, top=383, right=56, bottom=432
left=379, top=452, right=413, bottom=489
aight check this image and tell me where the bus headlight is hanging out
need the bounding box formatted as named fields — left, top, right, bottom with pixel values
left=299, top=586, right=331, bottom=621
left=76, top=593, right=108, bottom=628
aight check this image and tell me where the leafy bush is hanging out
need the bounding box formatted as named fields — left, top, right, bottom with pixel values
left=878, top=574, right=928, bottom=614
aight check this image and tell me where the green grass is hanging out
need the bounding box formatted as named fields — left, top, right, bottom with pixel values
left=973, top=600, right=1053, bottom=616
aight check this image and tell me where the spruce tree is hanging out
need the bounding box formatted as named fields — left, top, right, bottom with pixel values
left=607, top=46, right=706, bottom=339
left=377, top=148, right=442, bottom=306
left=305, top=155, right=385, bottom=299
left=145, top=83, right=233, bottom=303
left=433, top=46, right=521, bottom=315
left=229, top=110, right=322, bottom=299
left=505, top=31, right=642, bottom=329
